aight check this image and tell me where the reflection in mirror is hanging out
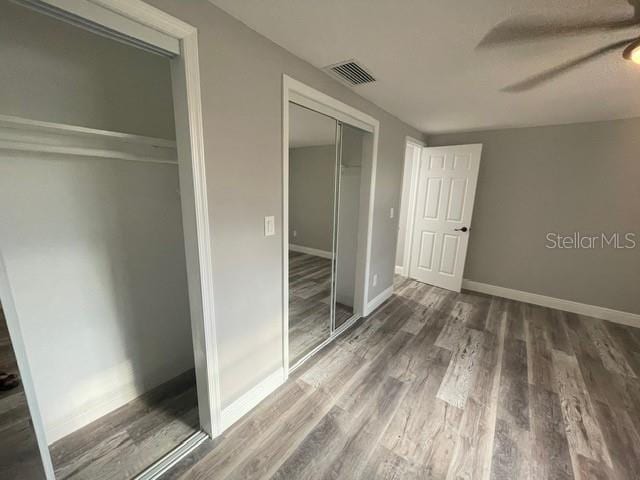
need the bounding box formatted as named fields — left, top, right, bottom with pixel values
left=288, top=103, right=337, bottom=366
left=0, top=303, right=46, bottom=479
left=333, top=124, right=367, bottom=329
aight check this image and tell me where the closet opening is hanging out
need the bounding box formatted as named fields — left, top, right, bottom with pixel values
left=0, top=1, right=218, bottom=478
left=283, top=76, right=380, bottom=374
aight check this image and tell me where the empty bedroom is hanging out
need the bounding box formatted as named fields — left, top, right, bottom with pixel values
left=1, top=0, right=638, bottom=479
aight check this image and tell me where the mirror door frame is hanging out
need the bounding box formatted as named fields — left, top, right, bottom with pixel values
left=282, top=75, right=380, bottom=378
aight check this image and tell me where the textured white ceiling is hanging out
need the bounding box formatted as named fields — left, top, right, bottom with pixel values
left=209, top=0, right=640, bottom=134
left=289, top=103, right=337, bottom=148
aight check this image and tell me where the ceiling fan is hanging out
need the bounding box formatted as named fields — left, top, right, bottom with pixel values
left=478, top=0, right=640, bottom=92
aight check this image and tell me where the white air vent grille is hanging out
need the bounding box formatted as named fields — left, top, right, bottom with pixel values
left=326, top=60, right=376, bottom=86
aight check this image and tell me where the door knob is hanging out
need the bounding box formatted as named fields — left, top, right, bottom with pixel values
left=454, top=226, right=468, bottom=232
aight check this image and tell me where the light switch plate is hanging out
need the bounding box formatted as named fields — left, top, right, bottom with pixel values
left=264, top=216, right=275, bottom=236
left=390, top=207, right=394, bottom=219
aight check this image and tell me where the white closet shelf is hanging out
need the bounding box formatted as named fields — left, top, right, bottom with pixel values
left=0, top=114, right=177, bottom=165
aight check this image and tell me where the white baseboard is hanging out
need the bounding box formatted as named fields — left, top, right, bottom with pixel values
left=462, top=279, right=640, bottom=328
left=289, top=244, right=332, bottom=259
left=221, top=368, right=284, bottom=431
left=394, top=265, right=405, bottom=275
left=364, top=285, right=394, bottom=316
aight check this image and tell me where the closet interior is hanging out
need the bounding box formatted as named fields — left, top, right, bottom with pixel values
left=0, top=2, right=200, bottom=478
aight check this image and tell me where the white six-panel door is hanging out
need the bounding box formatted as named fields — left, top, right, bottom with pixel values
left=408, top=144, right=482, bottom=292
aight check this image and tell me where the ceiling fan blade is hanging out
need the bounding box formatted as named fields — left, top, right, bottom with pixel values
left=478, top=15, right=638, bottom=48
left=502, top=38, right=636, bottom=92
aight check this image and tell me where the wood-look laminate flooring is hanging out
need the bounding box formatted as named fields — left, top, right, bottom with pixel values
left=0, top=305, right=46, bottom=479
left=163, top=276, right=640, bottom=480
left=50, top=370, right=199, bottom=480
left=289, top=252, right=353, bottom=365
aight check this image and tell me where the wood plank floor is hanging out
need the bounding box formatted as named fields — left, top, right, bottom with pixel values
left=163, top=276, right=640, bottom=480
left=289, top=252, right=352, bottom=365
left=50, top=370, right=199, bottom=480
left=0, top=305, right=46, bottom=479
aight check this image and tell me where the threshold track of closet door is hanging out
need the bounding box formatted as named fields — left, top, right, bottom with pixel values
left=133, top=431, right=209, bottom=480
left=289, top=309, right=360, bottom=374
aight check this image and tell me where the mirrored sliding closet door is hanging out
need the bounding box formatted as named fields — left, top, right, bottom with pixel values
left=288, top=103, right=338, bottom=366
left=332, top=124, right=366, bottom=330
left=288, top=102, right=369, bottom=369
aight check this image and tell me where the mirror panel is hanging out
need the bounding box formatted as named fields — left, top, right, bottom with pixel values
left=0, top=304, right=47, bottom=479
left=333, top=124, right=367, bottom=329
left=288, top=102, right=337, bottom=366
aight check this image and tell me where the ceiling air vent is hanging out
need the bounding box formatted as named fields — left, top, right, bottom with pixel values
left=325, top=60, right=376, bottom=86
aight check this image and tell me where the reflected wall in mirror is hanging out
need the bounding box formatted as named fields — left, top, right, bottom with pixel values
left=288, top=103, right=337, bottom=366
left=333, top=124, right=368, bottom=329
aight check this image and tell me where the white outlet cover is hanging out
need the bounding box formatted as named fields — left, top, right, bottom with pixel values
left=390, top=207, right=394, bottom=219
left=264, top=216, right=275, bottom=236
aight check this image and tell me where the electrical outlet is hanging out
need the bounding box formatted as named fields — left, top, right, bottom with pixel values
left=390, top=207, right=394, bottom=219
left=264, top=216, right=275, bottom=236
left=372, top=274, right=378, bottom=287
left=293, top=229, right=297, bottom=238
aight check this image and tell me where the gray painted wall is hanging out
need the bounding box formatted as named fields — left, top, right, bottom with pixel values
left=0, top=1, right=175, bottom=139
left=145, top=0, right=425, bottom=407
left=423, top=117, right=640, bottom=315
left=289, top=145, right=336, bottom=252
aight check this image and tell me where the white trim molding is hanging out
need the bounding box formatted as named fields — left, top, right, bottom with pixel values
left=220, top=368, right=285, bottom=431
left=21, top=0, right=180, bottom=55
left=405, top=135, right=425, bottom=148
left=396, top=139, right=424, bottom=280
left=289, top=244, right=332, bottom=259
left=462, top=279, right=640, bottom=328
left=364, top=285, right=394, bottom=317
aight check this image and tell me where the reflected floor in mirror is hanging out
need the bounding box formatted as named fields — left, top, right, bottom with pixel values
left=0, top=306, right=46, bottom=480
left=289, top=252, right=352, bottom=366
left=50, top=370, right=199, bottom=480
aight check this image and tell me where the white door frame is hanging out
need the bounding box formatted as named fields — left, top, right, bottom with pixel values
left=0, top=2, right=221, bottom=477
left=396, top=136, right=425, bottom=276
left=282, top=75, right=380, bottom=378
